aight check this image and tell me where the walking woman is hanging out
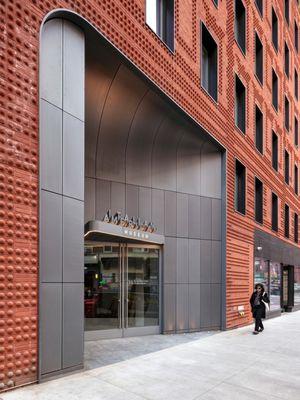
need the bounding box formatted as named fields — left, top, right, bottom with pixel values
left=250, top=283, right=270, bottom=335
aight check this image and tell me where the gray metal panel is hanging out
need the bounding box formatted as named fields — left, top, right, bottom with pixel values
left=163, top=284, right=176, bottom=332
left=200, top=144, right=222, bottom=199
left=95, top=179, right=111, bottom=220
left=177, top=193, right=188, bottom=237
left=40, top=190, right=62, bottom=283
left=165, top=191, right=177, bottom=236
left=177, top=238, right=189, bottom=284
left=188, top=239, right=200, bottom=284
left=212, top=199, right=222, bottom=241
left=139, top=187, right=152, bottom=223
left=176, top=284, right=189, bottom=331
left=126, top=184, right=139, bottom=218
left=200, top=240, right=212, bottom=283
left=63, top=197, right=84, bottom=283
left=189, top=284, right=201, bottom=331
left=163, top=236, right=177, bottom=284
left=188, top=195, right=201, bottom=238
left=111, top=182, right=125, bottom=215
left=200, top=197, right=212, bottom=240
left=200, top=284, right=211, bottom=328
left=40, top=100, right=62, bottom=193
left=40, top=283, right=62, bottom=374
left=62, top=283, right=84, bottom=368
left=152, top=188, right=165, bottom=234
left=211, top=241, right=221, bottom=284
left=40, top=19, right=62, bottom=108
left=63, top=112, right=84, bottom=200
left=63, top=20, right=85, bottom=121
left=84, top=177, right=95, bottom=223
left=211, top=283, right=221, bottom=327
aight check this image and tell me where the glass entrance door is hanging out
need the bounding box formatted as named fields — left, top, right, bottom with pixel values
left=84, top=242, right=160, bottom=340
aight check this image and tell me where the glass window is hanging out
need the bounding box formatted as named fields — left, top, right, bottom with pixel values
left=146, top=0, right=174, bottom=51
left=235, top=159, right=246, bottom=214
left=272, top=8, right=278, bottom=51
left=235, top=75, right=246, bottom=133
left=201, top=23, right=218, bottom=101
left=294, top=266, right=300, bottom=305
left=270, top=261, right=281, bottom=310
left=255, top=33, right=263, bottom=84
left=235, top=0, right=246, bottom=53
left=254, top=258, right=269, bottom=293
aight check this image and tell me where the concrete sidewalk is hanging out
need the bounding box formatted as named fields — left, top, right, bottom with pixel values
left=2, top=311, right=300, bottom=400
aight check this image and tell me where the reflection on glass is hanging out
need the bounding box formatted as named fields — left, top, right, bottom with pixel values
left=294, top=266, right=300, bottom=305
left=270, top=261, right=281, bottom=310
left=254, top=257, right=269, bottom=293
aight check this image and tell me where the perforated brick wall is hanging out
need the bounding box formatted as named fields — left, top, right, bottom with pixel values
left=1, top=0, right=300, bottom=391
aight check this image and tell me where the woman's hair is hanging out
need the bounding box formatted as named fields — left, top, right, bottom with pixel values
left=254, top=283, right=265, bottom=291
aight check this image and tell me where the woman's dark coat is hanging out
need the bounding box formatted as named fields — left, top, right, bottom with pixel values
left=249, top=291, right=270, bottom=319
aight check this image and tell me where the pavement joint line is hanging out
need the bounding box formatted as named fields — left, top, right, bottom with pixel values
left=222, top=380, right=286, bottom=400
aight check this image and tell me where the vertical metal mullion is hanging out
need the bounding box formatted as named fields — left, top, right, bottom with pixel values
left=125, top=245, right=129, bottom=329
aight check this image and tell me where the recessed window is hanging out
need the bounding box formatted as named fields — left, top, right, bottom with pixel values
left=285, top=43, right=290, bottom=77
left=272, top=192, right=278, bottom=232
left=212, top=0, right=218, bottom=6
left=285, top=96, right=290, bottom=131
left=285, top=204, right=290, bottom=238
left=295, top=69, right=298, bottom=100
left=295, top=164, right=298, bottom=195
left=295, top=117, right=298, bottom=147
left=255, top=33, right=263, bottom=84
left=272, top=131, right=278, bottom=171
left=272, top=8, right=278, bottom=51
left=295, top=213, right=298, bottom=243
left=235, top=75, right=246, bottom=133
left=235, top=159, right=246, bottom=214
left=255, top=177, right=263, bottom=224
left=201, top=23, right=218, bottom=101
left=255, top=0, right=263, bottom=16
left=235, top=0, right=246, bottom=54
left=146, top=0, right=174, bottom=51
left=295, top=21, right=299, bottom=52
left=285, top=0, right=289, bottom=25
left=285, top=150, right=290, bottom=185
left=255, top=105, right=263, bottom=154
left=272, top=69, right=278, bottom=111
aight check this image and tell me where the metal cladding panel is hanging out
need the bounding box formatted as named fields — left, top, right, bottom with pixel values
left=188, top=195, right=201, bottom=239
left=84, top=177, right=96, bottom=223
left=40, top=191, right=62, bottom=283
left=138, top=187, right=152, bottom=223
left=165, top=191, right=177, bottom=236
left=211, top=241, right=222, bottom=284
left=111, top=181, right=126, bottom=215
left=212, top=199, right=222, bottom=241
left=40, top=100, right=62, bottom=193
left=200, top=284, right=211, bottom=329
left=177, top=238, right=189, bottom=284
left=163, top=236, right=177, bottom=284
left=200, top=197, right=212, bottom=240
left=40, top=283, right=62, bottom=374
left=200, top=240, right=212, bottom=284
left=176, top=193, right=188, bottom=237
left=200, top=145, right=222, bottom=199
left=189, top=284, right=201, bottom=331
left=95, top=179, right=111, bottom=220
left=211, top=284, right=221, bottom=327
left=176, top=284, right=189, bottom=331
left=126, top=184, right=139, bottom=218
left=63, top=112, right=84, bottom=200
left=40, top=19, right=62, bottom=108
left=63, top=20, right=85, bottom=121
left=62, top=283, right=84, bottom=368
left=151, top=188, right=165, bottom=235
left=163, top=284, right=176, bottom=332
left=188, top=239, right=201, bottom=284
left=63, top=197, right=84, bottom=283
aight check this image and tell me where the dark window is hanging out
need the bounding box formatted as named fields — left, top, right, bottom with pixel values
left=295, top=117, right=299, bottom=147
left=295, top=69, right=298, bottom=100
left=272, top=131, right=278, bottom=171
left=285, top=43, right=290, bottom=77
left=255, top=33, right=263, bottom=84
left=285, top=0, right=289, bottom=25
left=255, top=177, right=263, bottom=224
left=285, top=204, right=290, bottom=238
left=295, top=21, right=299, bottom=52
left=212, top=0, right=218, bottom=6
left=235, top=75, right=246, bottom=133
left=295, top=164, right=299, bottom=195
left=235, top=0, right=246, bottom=53
left=255, top=0, right=263, bottom=16
left=272, top=69, right=278, bottom=111
left=272, top=192, right=278, bottom=231
left=201, top=23, right=218, bottom=101
left=272, top=8, right=278, bottom=51
left=285, top=150, right=290, bottom=184
left=285, top=96, right=290, bottom=131
left=146, top=0, right=174, bottom=51
left=235, top=159, right=246, bottom=214
left=295, top=213, right=298, bottom=243
left=255, top=105, right=263, bottom=154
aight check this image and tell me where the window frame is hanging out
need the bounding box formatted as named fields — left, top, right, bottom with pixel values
left=235, top=158, right=246, bottom=215
left=271, top=192, right=278, bottom=232
left=201, top=22, right=218, bottom=103
left=255, top=176, right=263, bottom=224
left=235, top=74, right=246, bottom=134
left=234, top=0, right=247, bottom=55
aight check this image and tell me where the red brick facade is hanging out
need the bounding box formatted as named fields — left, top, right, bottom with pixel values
left=1, top=0, right=300, bottom=391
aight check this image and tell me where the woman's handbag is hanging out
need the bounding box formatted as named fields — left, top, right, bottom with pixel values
left=262, top=299, right=270, bottom=311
